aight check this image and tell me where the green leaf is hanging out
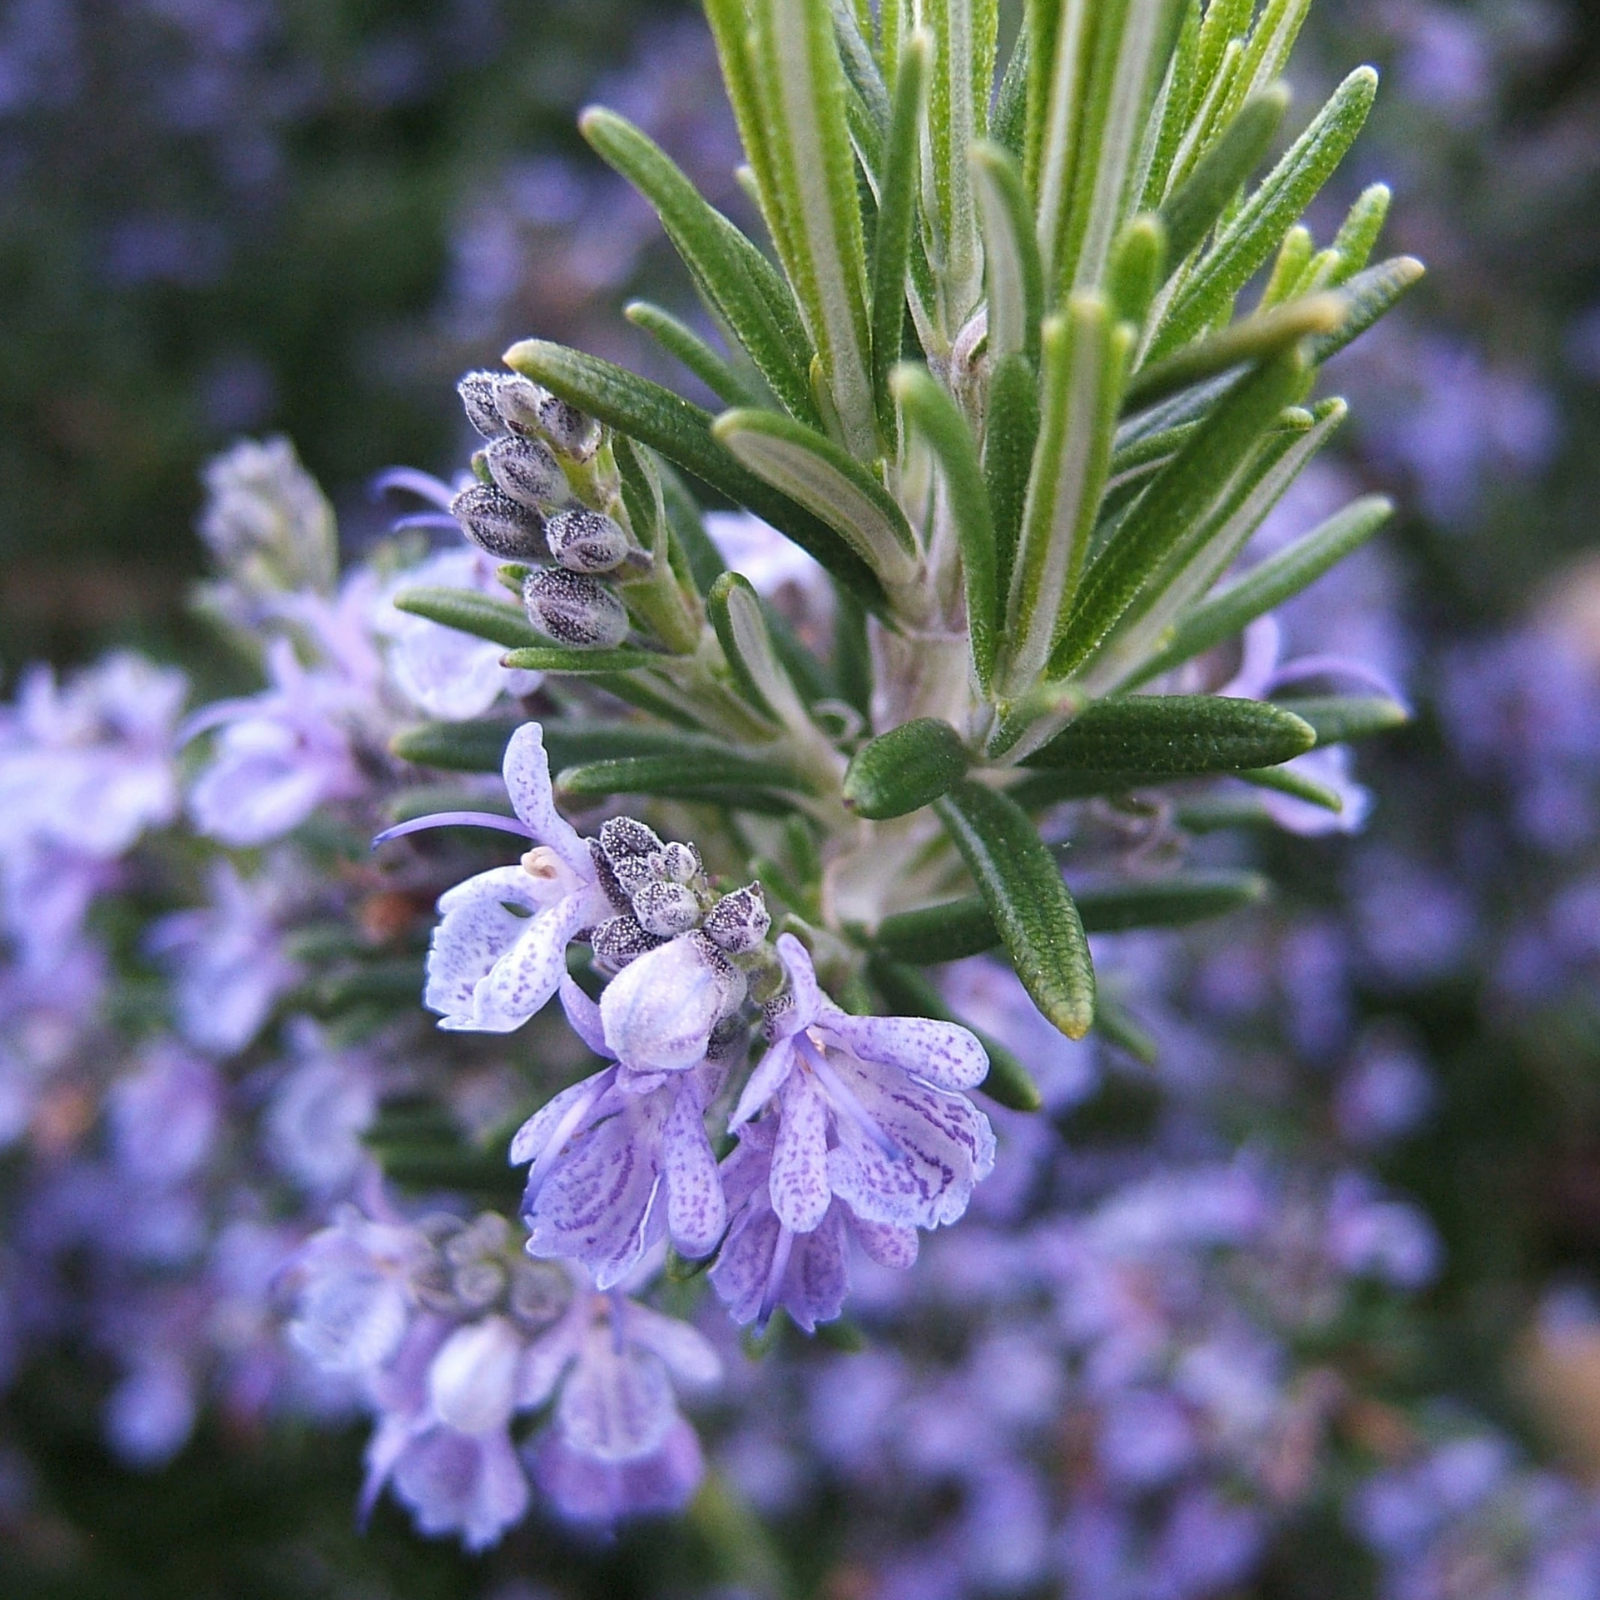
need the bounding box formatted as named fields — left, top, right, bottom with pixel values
left=503, top=340, right=887, bottom=612
left=991, top=15, right=1030, bottom=158
left=1153, top=66, right=1378, bottom=361
left=873, top=869, right=1267, bottom=963
left=1029, top=0, right=1094, bottom=287
left=1238, top=760, right=1343, bottom=812
left=1130, top=494, right=1392, bottom=683
left=870, top=30, right=929, bottom=445
left=1257, top=224, right=1315, bottom=308
left=1125, top=291, right=1341, bottom=411
left=393, top=586, right=539, bottom=650
left=971, top=140, right=1044, bottom=365
left=751, top=0, right=877, bottom=456
left=1107, top=213, right=1167, bottom=327
left=659, top=464, right=727, bottom=596
left=1061, top=0, right=1182, bottom=293
left=1019, top=694, right=1316, bottom=788
left=581, top=109, right=816, bottom=423
left=1229, top=0, right=1312, bottom=116
left=935, top=780, right=1096, bottom=1039
left=983, top=351, right=1041, bottom=612
left=1006, top=297, right=1129, bottom=693
left=1092, top=994, right=1159, bottom=1063
left=556, top=748, right=814, bottom=801
left=624, top=301, right=767, bottom=409
left=713, top=409, right=918, bottom=584
left=1307, top=255, right=1424, bottom=364
left=1271, top=695, right=1409, bottom=745
left=1327, top=182, right=1391, bottom=282
left=1095, top=399, right=1343, bottom=687
left=499, top=644, right=661, bottom=673
left=1156, top=84, right=1289, bottom=270
left=1050, top=348, right=1305, bottom=679
left=1137, top=0, right=1199, bottom=210
left=892, top=365, right=1000, bottom=691
left=869, top=957, right=1041, bottom=1112
left=922, top=0, right=997, bottom=332
left=708, top=571, right=806, bottom=727
left=842, top=717, right=970, bottom=819
left=390, top=719, right=521, bottom=772
left=832, top=0, right=890, bottom=176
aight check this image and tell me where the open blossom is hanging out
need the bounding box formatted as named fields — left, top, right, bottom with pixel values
left=512, top=975, right=728, bottom=1288
left=712, top=935, right=993, bottom=1327
left=416, top=723, right=610, bottom=1032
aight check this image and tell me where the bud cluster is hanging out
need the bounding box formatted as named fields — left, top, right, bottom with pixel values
left=586, top=814, right=774, bottom=1050
left=452, top=370, right=637, bottom=649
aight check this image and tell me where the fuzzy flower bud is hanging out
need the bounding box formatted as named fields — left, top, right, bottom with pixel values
left=545, top=508, right=631, bottom=574
left=591, top=914, right=665, bottom=974
left=451, top=484, right=548, bottom=561
left=702, top=883, right=771, bottom=954
left=428, top=1316, right=522, bottom=1436
left=533, top=396, right=603, bottom=462
left=458, top=371, right=508, bottom=438
left=599, top=817, right=666, bottom=895
left=521, top=569, right=630, bottom=649
left=484, top=434, right=570, bottom=511
left=655, top=841, right=701, bottom=884
left=600, top=931, right=746, bottom=1072
left=494, top=375, right=548, bottom=436
left=632, top=880, right=702, bottom=938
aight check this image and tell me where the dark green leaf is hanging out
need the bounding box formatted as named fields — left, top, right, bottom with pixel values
left=1271, top=694, right=1409, bottom=745
left=393, top=586, right=539, bottom=650
left=625, top=300, right=767, bottom=408
left=843, top=717, right=970, bottom=819
left=499, top=644, right=661, bottom=673
left=983, top=351, right=1041, bottom=611
left=556, top=749, right=814, bottom=801
left=935, top=780, right=1095, bottom=1038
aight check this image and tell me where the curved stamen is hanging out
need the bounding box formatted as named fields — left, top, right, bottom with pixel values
left=387, top=512, right=462, bottom=533
left=370, top=466, right=459, bottom=508
left=757, top=1222, right=795, bottom=1334
left=795, top=1033, right=902, bottom=1162
left=1263, top=654, right=1409, bottom=707
left=371, top=811, right=535, bottom=849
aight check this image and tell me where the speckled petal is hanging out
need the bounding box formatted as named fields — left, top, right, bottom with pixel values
left=523, top=1097, right=667, bottom=1289
left=784, top=1206, right=848, bottom=1332
left=466, top=895, right=589, bottom=1032
left=770, top=1072, right=832, bottom=1233
left=729, top=1038, right=796, bottom=1129
left=622, top=1304, right=722, bottom=1389
left=508, top=1069, right=611, bottom=1167
left=773, top=931, right=824, bottom=1030
left=558, top=973, right=612, bottom=1059
left=827, top=1009, right=989, bottom=1091
left=557, top=1340, right=675, bottom=1463
left=826, top=1056, right=996, bottom=1230
left=660, top=1085, right=726, bottom=1259
left=599, top=935, right=727, bottom=1072
left=424, top=867, right=542, bottom=1024
left=849, top=1212, right=920, bottom=1270
left=708, top=1203, right=780, bottom=1326
left=502, top=723, right=588, bottom=873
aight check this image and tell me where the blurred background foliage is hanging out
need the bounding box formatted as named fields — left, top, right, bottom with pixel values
left=4, top=1, right=1600, bottom=1596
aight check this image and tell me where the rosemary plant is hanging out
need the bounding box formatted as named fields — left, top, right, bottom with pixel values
left=398, top=0, right=1417, bottom=1076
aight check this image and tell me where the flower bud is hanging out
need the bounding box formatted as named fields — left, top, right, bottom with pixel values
left=599, top=818, right=665, bottom=897
left=632, top=879, right=701, bottom=938
left=451, top=483, right=548, bottom=561
left=655, top=840, right=701, bottom=885
left=702, top=882, right=771, bottom=954
left=485, top=433, right=569, bottom=511
left=599, top=931, right=745, bottom=1072
left=458, top=371, right=508, bottom=438
left=427, top=1315, right=522, bottom=1435
left=521, top=568, right=630, bottom=649
left=534, top=396, right=603, bottom=462
left=591, top=913, right=665, bottom=974
left=706, top=1014, right=750, bottom=1065
left=494, top=375, right=549, bottom=436
left=545, top=508, right=630, bottom=574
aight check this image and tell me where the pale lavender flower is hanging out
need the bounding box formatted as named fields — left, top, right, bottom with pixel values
left=264, top=1021, right=380, bottom=1196
left=710, top=1116, right=919, bottom=1332
left=729, top=936, right=993, bottom=1239
left=398, top=723, right=610, bottom=1032
left=512, top=975, right=727, bottom=1287
left=373, top=545, right=541, bottom=721
left=105, top=1046, right=222, bottom=1188
left=598, top=930, right=747, bottom=1073
left=185, top=636, right=375, bottom=846
left=146, top=857, right=303, bottom=1056
left=0, top=653, right=186, bottom=963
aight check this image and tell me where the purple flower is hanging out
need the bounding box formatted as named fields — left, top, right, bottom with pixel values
left=729, top=934, right=994, bottom=1236
left=709, top=1115, right=919, bottom=1332
left=146, top=858, right=303, bottom=1056
left=405, top=724, right=610, bottom=1031
left=373, top=545, right=541, bottom=720
left=512, top=975, right=728, bottom=1287
left=598, top=930, right=747, bottom=1073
